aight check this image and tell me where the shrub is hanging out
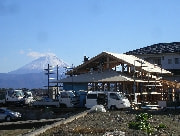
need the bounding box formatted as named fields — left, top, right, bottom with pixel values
left=128, top=113, right=154, bottom=135
left=158, top=123, right=167, bottom=129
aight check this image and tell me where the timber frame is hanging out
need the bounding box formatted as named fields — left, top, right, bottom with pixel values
left=58, top=52, right=179, bottom=104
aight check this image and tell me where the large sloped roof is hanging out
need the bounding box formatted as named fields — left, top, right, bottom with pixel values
left=58, top=70, right=155, bottom=83
left=58, top=70, right=133, bottom=83
left=73, top=51, right=171, bottom=75
left=125, top=42, right=180, bottom=55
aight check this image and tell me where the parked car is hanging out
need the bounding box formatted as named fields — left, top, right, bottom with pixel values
left=32, top=96, right=60, bottom=107
left=0, top=108, right=21, bottom=121
left=23, top=91, right=35, bottom=106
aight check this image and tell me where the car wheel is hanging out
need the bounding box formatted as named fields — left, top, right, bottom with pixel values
left=6, top=116, right=11, bottom=122
left=60, top=103, right=67, bottom=108
left=110, top=105, right=116, bottom=110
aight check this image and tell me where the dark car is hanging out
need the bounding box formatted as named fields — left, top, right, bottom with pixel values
left=0, top=108, right=21, bottom=122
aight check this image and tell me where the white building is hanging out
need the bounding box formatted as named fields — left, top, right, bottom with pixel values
left=126, top=42, right=180, bottom=82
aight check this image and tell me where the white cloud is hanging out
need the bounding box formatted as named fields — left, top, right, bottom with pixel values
left=27, top=51, right=56, bottom=59
left=19, top=49, right=56, bottom=59
left=27, top=51, right=44, bottom=59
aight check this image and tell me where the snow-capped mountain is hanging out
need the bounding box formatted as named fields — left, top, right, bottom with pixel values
left=9, top=54, right=69, bottom=74
left=0, top=54, right=69, bottom=89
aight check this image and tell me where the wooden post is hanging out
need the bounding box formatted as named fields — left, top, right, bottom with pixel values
left=106, top=56, right=110, bottom=69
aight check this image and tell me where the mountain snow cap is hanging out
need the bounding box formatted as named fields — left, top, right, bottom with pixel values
left=9, top=53, right=69, bottom=74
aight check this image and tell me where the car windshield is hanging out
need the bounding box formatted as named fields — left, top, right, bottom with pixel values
left=1, top=109, right=13, bottom=113
left=6, top=109, right=13, bottom=112
left=14, top=90, right=24, bottom=97
left=67, top=92, right=75, bottom=97
left=116, top=92, right=126, bottom=99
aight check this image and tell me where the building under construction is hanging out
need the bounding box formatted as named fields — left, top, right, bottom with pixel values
left=57, top=51, right=180, bottom=105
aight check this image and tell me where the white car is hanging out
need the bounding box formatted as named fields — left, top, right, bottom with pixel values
left=0, top=108, right=21, bottom=122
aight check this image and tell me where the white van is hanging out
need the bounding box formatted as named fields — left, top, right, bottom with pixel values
left=85, top=91, right=106, bottom=109
left=85, top=91, right=130, bottom=110
left=107, top=92, right=130, bottom=110
left=58, top=90, right=80, bottom=108
left=5, top=89, right=24, bottom=105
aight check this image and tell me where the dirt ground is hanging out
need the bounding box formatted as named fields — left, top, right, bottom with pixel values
left=0, top=107, right=179, bottom=136
left=38, top=109, right=180, bottom=136
left=0, top=107, right=84, bottom=136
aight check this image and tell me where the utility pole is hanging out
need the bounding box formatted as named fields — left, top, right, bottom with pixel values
left=47, top=64, right=50, bottom=95
left=71, top=64, right=74, bottom=90
left=44, top=64, right=54, bottom=96
left=56, top=65, right=59, bottom=94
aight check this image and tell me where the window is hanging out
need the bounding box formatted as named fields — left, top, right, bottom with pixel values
left=0, top=109, right=5, bottom=113
left=15, top=90, right=24, bottom=97
left=67, top=92, right=75, bottom=97
left=61, top=92, right=68, bottom=98
left=97, top=93, right=106, bottom=99
left=87, top=94, right=97, bottom=99
left=175, top=58, right=179, bottom=64
left=153, top=58, right=161, bottom=65
left=110, top=93, right=118, bottom=99
left=168, top=59, right=172, bottom=64
left=7, top=90, right=13, bottom=97
left=162, top=56, right=164, bottom=60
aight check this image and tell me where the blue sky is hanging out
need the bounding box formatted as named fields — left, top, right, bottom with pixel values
left=0, top=0, right=180, bottom=73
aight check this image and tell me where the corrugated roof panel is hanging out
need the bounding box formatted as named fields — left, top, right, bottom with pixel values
left=105, top=52, right=171, bottom=74
left=57, top=70, right=134, bottom=83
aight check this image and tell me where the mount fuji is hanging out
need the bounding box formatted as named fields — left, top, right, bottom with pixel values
left=0, top=54, right=69, bottom=89
left=9, top=54, right=69, bottom=74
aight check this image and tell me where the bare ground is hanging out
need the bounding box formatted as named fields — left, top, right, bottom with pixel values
left=0, top=107, right=84, bottom=136
left=0, top=108, right=179, bottom=136
left=38, top=109, right=180, bottom=136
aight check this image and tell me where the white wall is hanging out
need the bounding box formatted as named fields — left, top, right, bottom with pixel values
left=136, top=53, right=180, bottom=70
left=162, top=54, right=180, bottom=69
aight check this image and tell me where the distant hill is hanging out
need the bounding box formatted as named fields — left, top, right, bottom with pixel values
left=0, top=54, right=69, bottom=89
left=0, top=73, right=45, bottom=89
